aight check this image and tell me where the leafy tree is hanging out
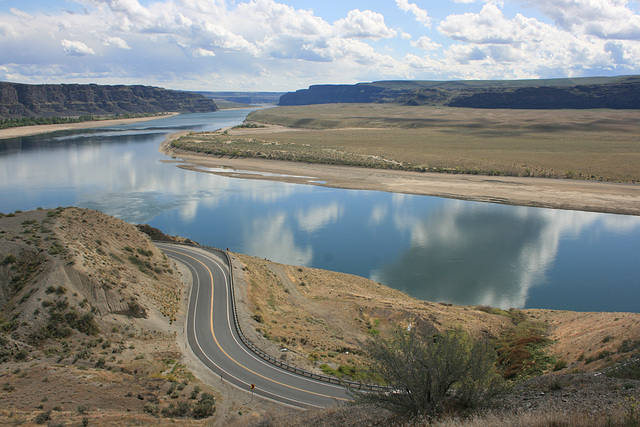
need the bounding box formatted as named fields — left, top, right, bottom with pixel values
left=351, top=327, right=503, bottom=417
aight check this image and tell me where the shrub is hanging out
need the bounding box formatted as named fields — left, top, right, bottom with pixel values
left=553, top=359, right=568, bottom=371
left=607, top=359, right=640, bottom=381
left=34, top=410, right=51, bottom=424
left=192, top=401, right=215, bottom=419
left=161, top=401, right=191, bottom=418
left=13, top=349, right=28, bottom=361
left=351, top=327, right=503, bottom=417
left=192, top=393, right=216, bottom=419
left=1, top=254, right=16, bottom=265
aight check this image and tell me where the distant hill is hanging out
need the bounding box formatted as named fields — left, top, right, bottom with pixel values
left=0, top=82, right=218, bottom=119
left=279, top=76, right=640, bottom=109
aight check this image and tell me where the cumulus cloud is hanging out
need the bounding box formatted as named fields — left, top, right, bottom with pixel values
left=439, top=4, right=520, bottom=44
left=193, top=47, right=216, bottom=57
left=334, top=9, right=397, bottom=39
left=430, top=2, right=633, bottom=79
left=522, top=0, right=640, bottom=39
left=412, top=36, right=440, bottom=51
left=61, top=39, right=96, bottom=56
left=2, top=0, right=640, bottom=89
left=104, top=36, right=131, bottom=49
left=395, top=0, right=431, bottom=26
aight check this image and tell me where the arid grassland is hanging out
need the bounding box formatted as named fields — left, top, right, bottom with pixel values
left=234, top=253, right=640, bottom=426
left=172, top=104, right=640, bottom=182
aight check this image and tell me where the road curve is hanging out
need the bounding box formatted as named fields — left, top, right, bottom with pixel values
left=157, top=242, right=352, bottom=408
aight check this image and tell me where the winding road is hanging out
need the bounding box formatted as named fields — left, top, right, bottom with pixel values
left=157, top=242, right=352, bottom=408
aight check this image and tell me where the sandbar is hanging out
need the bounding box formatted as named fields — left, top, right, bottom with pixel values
left=0, top=114, right=176, bottom=140
left=161, top=135, right=640, bottom=217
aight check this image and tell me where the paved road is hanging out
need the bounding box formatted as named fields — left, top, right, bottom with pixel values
left=157, top=243, right=352, bottom=408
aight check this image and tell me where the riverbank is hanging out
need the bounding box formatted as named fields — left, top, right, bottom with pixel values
left=161, top=136, right=640, bottom=216
left=0, top=113, right=177, bottom=140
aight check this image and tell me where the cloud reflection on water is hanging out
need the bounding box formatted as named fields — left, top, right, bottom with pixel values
left=370, top=200, right=627, bottom=309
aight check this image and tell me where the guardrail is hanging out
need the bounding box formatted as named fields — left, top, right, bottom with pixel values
left=163, top=241, right=390, bottom=392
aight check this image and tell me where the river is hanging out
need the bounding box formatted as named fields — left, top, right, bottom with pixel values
left=1, top=109, right=639, bottom=312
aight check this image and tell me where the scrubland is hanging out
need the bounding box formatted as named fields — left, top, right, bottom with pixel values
left=172, top=104, right=640, bottom=183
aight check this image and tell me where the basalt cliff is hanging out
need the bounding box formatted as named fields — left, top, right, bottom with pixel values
left=0, top=82, right=218, bottom=119
left=279, top=75, right=640, bottom=109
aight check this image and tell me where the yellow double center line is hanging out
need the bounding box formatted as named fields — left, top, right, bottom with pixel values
left=164, top=246, right=349, bottom=404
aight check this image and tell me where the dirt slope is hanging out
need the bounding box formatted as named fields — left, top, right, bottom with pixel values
left=0, top=208, right=227, bottom=425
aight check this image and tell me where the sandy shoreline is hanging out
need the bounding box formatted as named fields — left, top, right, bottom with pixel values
left=0, top=114, right=176, bottom=140
left=161, top=138, right=640, bottom=216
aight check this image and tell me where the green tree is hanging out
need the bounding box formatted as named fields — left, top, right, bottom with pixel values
left=351, top=327, right=503, bottom=417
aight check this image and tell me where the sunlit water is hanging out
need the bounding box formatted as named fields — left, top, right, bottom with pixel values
left=1, top=110, right=639, bottom=312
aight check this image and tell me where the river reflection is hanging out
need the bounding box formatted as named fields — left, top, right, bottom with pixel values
left=1, top=110, right=639, bottom=312
left=374, top=202, right=584, bottom=308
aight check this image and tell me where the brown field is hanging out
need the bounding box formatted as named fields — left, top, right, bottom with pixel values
left=238, top=104, right=640, bottom=182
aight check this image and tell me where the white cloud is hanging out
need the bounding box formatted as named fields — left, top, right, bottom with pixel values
left=439, top=4, right=520, bottom=44
left=412, top=35, right=440, bottom=51
left=104, top=36, right=131, bottom=49
left=334, top=9, right=397, bottom=39
left=61, top=39, right=96, bottom=56
left=430, top=3, right=633, bottom=79
left=9, top=8, right=31, bottom=20
left=523, top=0, right=640, bottom=40
left=193, top=47, right=216, bottom=57
left=1, top=0, right=640, bottom=90
left=395, top=0, right=431, bottom=26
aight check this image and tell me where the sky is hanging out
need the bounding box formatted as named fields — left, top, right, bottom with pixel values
left=1, top=0, right=639, bottom=91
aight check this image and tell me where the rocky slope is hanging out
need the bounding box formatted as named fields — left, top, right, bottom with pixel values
left=0, top=82, right=218, bottom=119
left=279, top=75, right=640, bottom=109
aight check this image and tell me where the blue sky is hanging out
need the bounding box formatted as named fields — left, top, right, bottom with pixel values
left=1, top=0, right=639, bottom=91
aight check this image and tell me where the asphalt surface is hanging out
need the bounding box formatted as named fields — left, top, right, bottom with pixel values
left=157, top=242, right=352, bottom=408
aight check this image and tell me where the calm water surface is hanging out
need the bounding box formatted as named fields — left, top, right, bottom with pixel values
left=1, top=110, right=639, bottom=312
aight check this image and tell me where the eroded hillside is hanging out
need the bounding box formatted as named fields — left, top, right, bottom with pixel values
left=0, top=208, right=221, bottom=425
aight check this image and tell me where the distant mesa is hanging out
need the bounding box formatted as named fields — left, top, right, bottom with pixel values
left=0, top=82, right=218, bottom=119
left=278, top=75, right=640, bottom=109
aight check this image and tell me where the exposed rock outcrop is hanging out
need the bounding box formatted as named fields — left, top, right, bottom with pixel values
left=279, top=75, right=640, bottom=109
left=0, top=82, right=218, bottom=119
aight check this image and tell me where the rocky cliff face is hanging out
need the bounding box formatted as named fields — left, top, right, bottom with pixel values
left=0, top=82, right=218, bottom=119
left=279, top=76, right=640, bottom=109
left=278, top=84, right=403, bottom=105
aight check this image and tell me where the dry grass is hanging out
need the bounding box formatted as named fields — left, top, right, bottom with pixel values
left=224, top=104, right=640, bottom=182
left=234, top=253, right=515, bottom=377
left=431, top=408, right=634, bottom=427
left=232, top=253, right=640, bottom=380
